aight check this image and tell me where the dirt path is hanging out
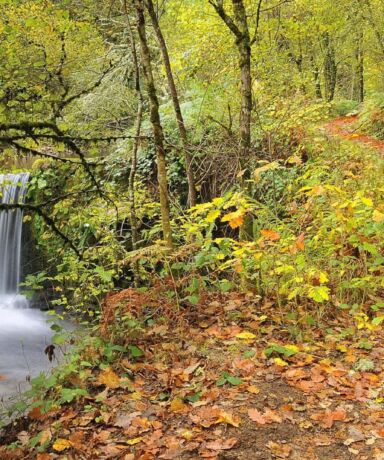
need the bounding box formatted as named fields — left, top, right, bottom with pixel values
left=324, top=115, right=384, bottom=153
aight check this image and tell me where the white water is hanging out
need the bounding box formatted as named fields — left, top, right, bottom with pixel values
left=0, top=174, right=54, bottom=404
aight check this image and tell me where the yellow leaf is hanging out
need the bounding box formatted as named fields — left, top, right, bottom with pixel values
left=170, top=398, right=187, bottom=413
left=53, top=439, right=73, bottom=452
left=361, top=197, right=373, bottom=207
left=274, top=357, right=289, bottom=367
left=285, top=344, right=299, bottom=354
left=253, top=161, right=279, bottom=181
left=98, top=367, right=120, bottom=389
left=247, top=385, right=260, bottom=394
left=206, top=210, right=221, bottom=223
left=373, top=210, right=384, bottom=223
left=216, top=411, right=240, bottom=427
left=181, top=430, right=194, bottom=441
left=127, top=437, right=143, bottom=445
left=236, top=331, right=256, bottom=340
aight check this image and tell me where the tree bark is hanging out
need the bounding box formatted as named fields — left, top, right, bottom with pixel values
left=209, top=0, right=252, bottom=159
left=145, top=0, right=197, bottom=207
left=310, top=55, right=322, bottom=99
left=124, top=4, right=143, bottom=259
left=354, top=33, right=364, bottom=103
left=133, top=0, right=173, bottom=248
left=323, top=33, right=337, bottom=102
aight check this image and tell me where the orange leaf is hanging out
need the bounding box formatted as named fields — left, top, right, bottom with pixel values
left=222, top=209, right=246, bottom=229
left=261, top=229, right=280, bottom=241
left=311, top=408, right=347, bottom=428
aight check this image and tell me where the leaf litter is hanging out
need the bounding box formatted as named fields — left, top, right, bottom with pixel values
left=2, top=292, right=384, bottom=459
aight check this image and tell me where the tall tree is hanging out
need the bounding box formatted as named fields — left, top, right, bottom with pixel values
left=145, top=0, right=197, bottom=207
left=209, top=0, right=261, bottom=159
left=132, top=0, right=173, bottom=248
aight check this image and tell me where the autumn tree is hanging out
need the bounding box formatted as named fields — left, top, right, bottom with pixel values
left=132, top=0, right=173, bottom=248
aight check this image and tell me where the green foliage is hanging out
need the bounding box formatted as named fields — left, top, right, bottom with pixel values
left=332, top=98, right=360, bottom=117
left=360, top=92, right=384, bottom=139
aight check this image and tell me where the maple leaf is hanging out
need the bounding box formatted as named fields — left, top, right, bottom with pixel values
left=248, top=408, right=282, bottom=424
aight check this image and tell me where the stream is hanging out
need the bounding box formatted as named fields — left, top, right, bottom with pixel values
left=0, top=174, right=59, bottom=415
left=0, top=295, right=54, bottom=402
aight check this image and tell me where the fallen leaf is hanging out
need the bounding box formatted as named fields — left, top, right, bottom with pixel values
left=236, top=331, right=256, bottom=340
left=53, top=439, right=73, bottom=452
left=205, top=438, right=238, bottom=451
left=311, top=408, right=347, bottom=428
left=216, top=411, right=240, bottom=427
left=248, top=408, right=266, bottom=425
left=266, top=441, right=291, bottom=458
left=127, top=437, right=143, bottom=445
left=246, top=385, right=260, bottom=394
left=98, top=367, right=120, bottom=389
left=170, top=398, right=187, bottom=413
left=36, top=454, right=52, bottom=460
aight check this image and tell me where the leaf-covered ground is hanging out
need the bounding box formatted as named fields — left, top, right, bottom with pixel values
left=2, top=292, right=384, bottom=460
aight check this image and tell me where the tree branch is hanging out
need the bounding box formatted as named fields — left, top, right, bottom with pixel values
left=0, top=203, right=81, bottom=258
left=208, top=0, right=243, bottom=39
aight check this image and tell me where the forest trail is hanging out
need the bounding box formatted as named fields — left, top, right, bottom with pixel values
left=324, top=115, right=384, bottom=154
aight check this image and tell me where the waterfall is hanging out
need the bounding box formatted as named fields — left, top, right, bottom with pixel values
left=0, top=173, right=29, bottom=308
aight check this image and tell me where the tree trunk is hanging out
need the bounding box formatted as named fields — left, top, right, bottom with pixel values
left=232, top=0, right=252, bottom=158
left=323, top=33, right=337, bottom=102
left=145, top=0, right=197, bottom=207
left=354, top=34, right=364, bottom=103
left=310, top=55, right=322, bottom=99
left=209, top=0, right=252, bottom=160
left=133, top=0, right=173, bottom=248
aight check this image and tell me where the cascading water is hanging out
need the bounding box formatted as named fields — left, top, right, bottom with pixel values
left=0, top=173, right=54, bottom=404
left=0, top=173, right=29, bottom=309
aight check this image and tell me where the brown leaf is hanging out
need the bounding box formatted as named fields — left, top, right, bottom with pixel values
left=248, top=408, right=281, bottom=424
left=36, top=454, right=52, bottom=460
left=114, top=412, right=141, bottom=428
left=248, top=408, right=266, bottom=425
left=311, top=408, right=347, bottom=428
left=266, top=441, right=292, bottom=458
left=205, top=438, right=238, bottom=451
